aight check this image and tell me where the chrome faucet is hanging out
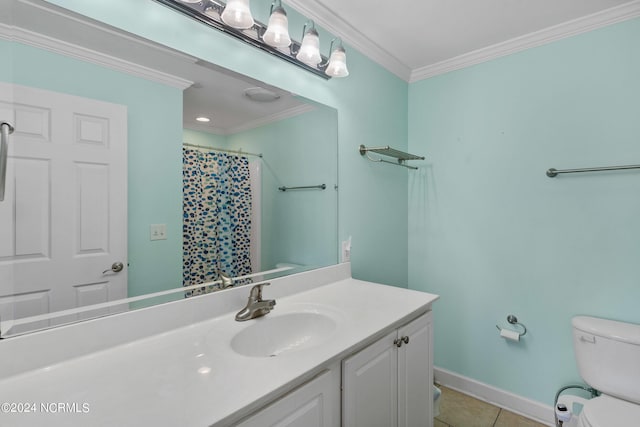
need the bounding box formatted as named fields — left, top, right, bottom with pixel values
left=235, top=283, right=276, bottom=321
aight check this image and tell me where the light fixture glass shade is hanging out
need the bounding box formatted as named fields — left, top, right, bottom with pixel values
left=263, top=7, right=291, bottom=48
left=221, top=0, right=254, bottom=30
left=325, top=47, right=349, bottom=77
left=296, top=29, right=321, bottom=67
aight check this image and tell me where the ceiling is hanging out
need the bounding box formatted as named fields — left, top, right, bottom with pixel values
left=287, top=0, right=640, bottom=81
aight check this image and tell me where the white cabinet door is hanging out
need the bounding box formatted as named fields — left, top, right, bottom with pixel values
left=342, top=311, right=433, bottom=427
left=236, top=368, right=340, bottom=427
left=342, top=330, right=399, bottom=427
left=398, top=311, right=433, bottom=427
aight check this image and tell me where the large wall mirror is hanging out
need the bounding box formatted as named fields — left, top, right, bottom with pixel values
left=0, top=0, right=338, bottom=337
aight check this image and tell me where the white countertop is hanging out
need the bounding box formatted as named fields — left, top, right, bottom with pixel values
left=0, top=265, right=438, bottom=426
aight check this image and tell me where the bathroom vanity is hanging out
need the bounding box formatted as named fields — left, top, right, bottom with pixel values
left=0, top=264, right=438, bottom=426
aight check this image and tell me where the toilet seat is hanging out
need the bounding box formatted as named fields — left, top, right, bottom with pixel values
left=578, top=395, right=640, bottom=427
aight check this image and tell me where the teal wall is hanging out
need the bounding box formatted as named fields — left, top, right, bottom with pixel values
left=7, top=40, right=183, bottom=297
left=408, top=18, right=640, bottom=404
left=50, top=0, right=410, bottom=287
left=226, top=106, right=338, bottom=270
left=183, top=128, right=228, bottom=147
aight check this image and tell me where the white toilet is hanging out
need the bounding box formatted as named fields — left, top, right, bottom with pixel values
left=571, top=316, right=640, bottom=426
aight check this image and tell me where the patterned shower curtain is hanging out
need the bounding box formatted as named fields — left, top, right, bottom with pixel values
left=182, top=148, right=253, bottom=295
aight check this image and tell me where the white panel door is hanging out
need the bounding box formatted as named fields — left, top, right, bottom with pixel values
left=0, top=83, right=127, bottom=334
left=398, top=311, right=433, bottom=427
left=342, top=330, right=399, bottom=427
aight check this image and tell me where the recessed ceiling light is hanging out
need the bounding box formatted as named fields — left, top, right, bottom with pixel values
left=244, top=87, right=281, bottom=103
left=196, top=116, right=211, bottom=122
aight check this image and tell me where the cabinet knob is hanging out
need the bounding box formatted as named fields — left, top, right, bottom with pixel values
left=394, top=336, right=410, bottom=347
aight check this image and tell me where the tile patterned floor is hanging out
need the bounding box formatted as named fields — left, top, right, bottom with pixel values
left=435, top=386, right=548, bottom=427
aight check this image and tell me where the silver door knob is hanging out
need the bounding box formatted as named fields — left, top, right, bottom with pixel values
left=103, top=262, right=124, bottom=274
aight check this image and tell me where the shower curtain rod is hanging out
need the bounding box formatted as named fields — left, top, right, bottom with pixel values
left=183, top=142, right=263, bottom=158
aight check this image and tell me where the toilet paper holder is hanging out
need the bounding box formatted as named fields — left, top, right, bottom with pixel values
left=495, top=315, right=527, bottom=337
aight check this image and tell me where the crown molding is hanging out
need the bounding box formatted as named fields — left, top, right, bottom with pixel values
left=285, top=0, right=412, bottom=81
left=287, top=0, right=640, bottom=83
left=410, top=0, right=640, bottom=82
left=4, top=0, right=194, bottom=89
left=8, top=26, right=193, bottom=89
left=183, top=121, right=227, bottom=135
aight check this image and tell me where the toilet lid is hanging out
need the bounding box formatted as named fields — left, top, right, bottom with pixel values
left=579, top=395, right=640, bottom=427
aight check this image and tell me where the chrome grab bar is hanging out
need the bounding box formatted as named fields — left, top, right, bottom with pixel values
left=0, top=121, right=15, bottom=202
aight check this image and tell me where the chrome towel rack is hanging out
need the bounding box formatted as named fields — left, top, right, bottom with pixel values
left=279, top=184, right=326, bottom=192
left=359, top=145, right=424, bottom=170
left=547, top=164, right=640, bottom=178
left=0, top=121, right=15, bottom=202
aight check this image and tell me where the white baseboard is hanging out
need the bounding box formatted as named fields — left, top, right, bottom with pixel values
left=434, top=366, right=555, bottom=426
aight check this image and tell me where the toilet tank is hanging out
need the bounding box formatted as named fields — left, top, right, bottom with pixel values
left=572, top=316, right=640, bottom=404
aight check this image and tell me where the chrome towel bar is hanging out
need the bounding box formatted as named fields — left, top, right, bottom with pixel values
left=278, top=184, right=326, bottom=192
left=0, top=121, right=15, bottom=202
left=547, top=164, right=640, bottom=178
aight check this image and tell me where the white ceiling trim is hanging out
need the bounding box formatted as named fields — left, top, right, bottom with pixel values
left=285, top=0, right=412, bottom=81
left=183, top=121, right=227, bottom=135
left=6, top=26, right=193, bottom=89
left=287, top=0, right=640, bottom=84
left=410, top=0, right=640, bottom=82
left=7, top=0, right=194, bottom=89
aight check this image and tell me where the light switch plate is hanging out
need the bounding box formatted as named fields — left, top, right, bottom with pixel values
left=150, top=224, right=167, bottom=241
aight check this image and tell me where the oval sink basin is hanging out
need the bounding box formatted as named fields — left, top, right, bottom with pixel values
left=231, top=312, right=338, bottom=358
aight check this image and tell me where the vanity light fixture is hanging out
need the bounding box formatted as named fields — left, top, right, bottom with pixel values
left=263, top=0, right=291, bottom=48
left=196, top=116, right=211, bottom=122
left=220, top=0, right=254, bottom=29
left=157, top=0, right=349, bottom=79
